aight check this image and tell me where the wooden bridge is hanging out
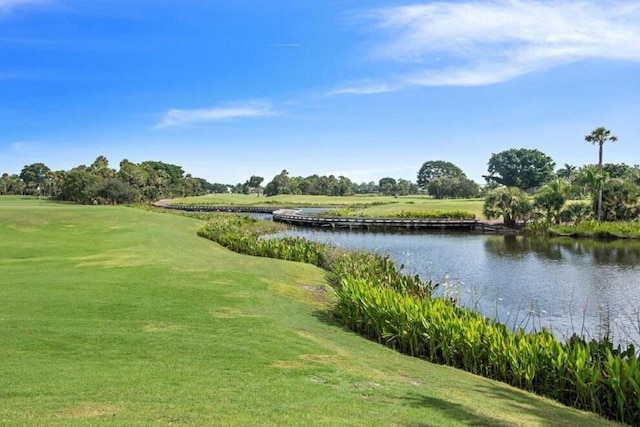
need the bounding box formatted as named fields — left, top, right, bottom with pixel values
left=155, top=203, right=516, bottom=233
left=272, top=209, right=511, bottom=232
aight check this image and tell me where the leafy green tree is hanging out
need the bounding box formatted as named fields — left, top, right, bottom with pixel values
left=264, top=170, right=290, bottom=196
left=20, top=162, right=51, bottom=195
left=598, top=178, right=639, bottom=221
left=556, top=163, right=577, bottom=182
left=559, top=202, right=592, bottom=225
left=534, top=179, right=569, bottom=224
left=483, top=187, right=533, bottom=227
left=576, top=165, right=609, bottom=219
left=117, top=159, right=149, bottom=188
left=247, top=175, right=264, bottom=197
left=89, top=155, right=115, bottom=179
left=585, top=127, right=617, bottom=221
left=427, top=176, right=479, bottom=199
left=1, top=173, right=9, bottom=195
left=417, top=160, right=464, bottom=188
left=209, top=183, right=229, bottom=193
left=59, top=166, right=101, bottom=204
left=91, top=178, right=136, bottom=205
left=335, top=176, right=354, bottom=196
left=378, top=177, right=397, bottom=196
left=485, top=148, right=555, bottom=191
left=2, top=174, right=25, bottom=195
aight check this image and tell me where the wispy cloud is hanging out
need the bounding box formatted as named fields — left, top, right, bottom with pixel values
left=327, top=81, right=397, bottom=96
left=340, top=1, right=640, bottom=92
left=0, top=0, right=48, bottom=12
left=10, top=140, right=37, bottom=154
left=155, top=101, right=275, bottom=129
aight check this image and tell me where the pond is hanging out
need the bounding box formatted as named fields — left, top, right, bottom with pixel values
left=270, top=228, right=640, bottom=346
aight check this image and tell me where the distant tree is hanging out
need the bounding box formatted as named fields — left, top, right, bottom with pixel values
left=378, top=177, right=397, bottom=196
left=335, top=176, right=354, bottom=196
left=601, top=163, right=634, bottom=180
left=91, top=178, right=136, bottom=205
left=417, top=160, right=464, bottom=188
left=427, top=176, right=480, bottom=199
left=210, top=183, right=230, bottom=193
left=59, top=166, right=101, bottom=204
left=264, top=170, right=290, bottom=196
left=585, top=127, right=617, bottom=221
left=247, top=175, right=264, bottom=197
left=483, top=187, right=533, bottom=227
left=89, top=155, right=115, bottom=179
left=118, top=159, right=149, bottom=189
left=395, top=178, right=412, bottom=196
left=20, top=162, right=51, bottom=195
left=354, top=181, right=378, bottom=194
left=556, top=163, right=577, bottom=182
left=485, top=148, right=555, bottom=191
left=3, top=174, right=25, bottom=195
left=1, top=173, right=9, bottom=195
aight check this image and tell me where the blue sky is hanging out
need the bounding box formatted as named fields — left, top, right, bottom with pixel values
left=2, top=0, right=640, bottom=185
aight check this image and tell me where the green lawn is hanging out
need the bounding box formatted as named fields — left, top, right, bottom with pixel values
left=0, top=196, right=612, bottom=426
left=172, top=194, right=487, bottom=219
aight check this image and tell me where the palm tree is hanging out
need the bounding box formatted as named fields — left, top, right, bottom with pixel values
left=585, top=127, right=617, bottom=221
left=557, top=163, right=577, bottom=182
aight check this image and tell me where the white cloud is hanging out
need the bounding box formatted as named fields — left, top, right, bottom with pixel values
left=350, top=1, right=640, bottom=90
left=327, top=81, right=397, bottom=96
left=155, top=101, right=275, bottom=129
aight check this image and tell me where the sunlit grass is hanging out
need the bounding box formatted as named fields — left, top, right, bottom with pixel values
left=0, top=196, right=612, bottom=426
left=171, top=194, right=488, bottom=218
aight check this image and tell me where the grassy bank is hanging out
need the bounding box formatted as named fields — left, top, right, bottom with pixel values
left=0, top=196, right=612, bottom=425
left=550, top=221, right=640, bottom=239
left=171, top=194, right=487, bottom=219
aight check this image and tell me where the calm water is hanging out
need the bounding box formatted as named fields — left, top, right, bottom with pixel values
left=271, top=228, right=640, bottom=345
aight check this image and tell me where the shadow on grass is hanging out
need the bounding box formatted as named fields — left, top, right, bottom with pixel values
left=401, top=392, right=515, bottom=427
left=471, top=384, right=606, bottom=427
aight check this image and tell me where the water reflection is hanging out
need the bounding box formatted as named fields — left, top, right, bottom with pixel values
left=485, top=235, right=640, bottom=266
left=271, top=228, right=640, bottom=346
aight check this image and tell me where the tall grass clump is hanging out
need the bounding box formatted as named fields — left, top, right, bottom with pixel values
left=196, top=214, right=640, bottom=425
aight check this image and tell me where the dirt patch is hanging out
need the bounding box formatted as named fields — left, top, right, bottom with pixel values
left=58, top=406, right=119, bottom=419
left=301, top=284, right=327, bottom=303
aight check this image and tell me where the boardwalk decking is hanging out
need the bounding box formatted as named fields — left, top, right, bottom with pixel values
left=155, top=203, right=516, bottom=233
left=272, top=209, right=506, bottom=232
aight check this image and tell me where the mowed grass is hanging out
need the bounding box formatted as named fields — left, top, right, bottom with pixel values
left=173, top=194, right=487, bottom=219
left=0, top=197, right=611, bottom=426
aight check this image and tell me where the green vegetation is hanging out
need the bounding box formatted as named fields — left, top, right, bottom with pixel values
left=0, top=196, right=613, bottom=426
left=486, top=148, right=556, bottom=191
left=194, top=208, right=639, bottom=425
left=550, top=220, right=640, bottom=239
left=321, top=208, right=476, bottom=220
left=173, top=194, right=488, bottom=218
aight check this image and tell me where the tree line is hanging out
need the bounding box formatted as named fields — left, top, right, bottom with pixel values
left=0, top=156, right=218, bottom=204
left=482, top=127, right=640, bottom=225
